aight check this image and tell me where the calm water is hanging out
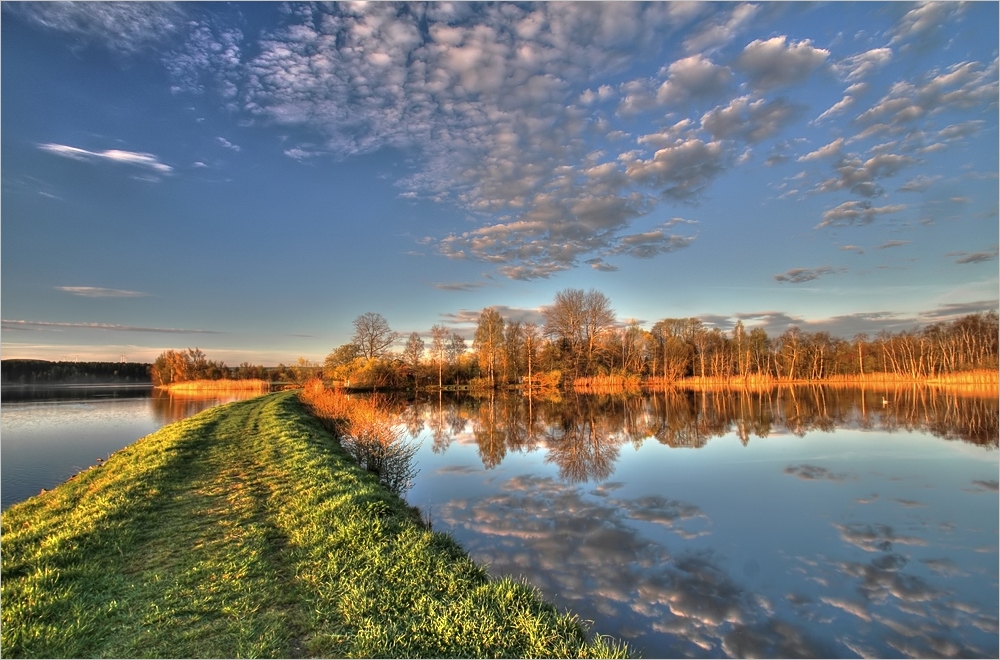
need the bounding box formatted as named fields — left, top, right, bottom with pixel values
left=1, top=385, right=262, bottom=509
left=399, top=387, right=999, bottom=658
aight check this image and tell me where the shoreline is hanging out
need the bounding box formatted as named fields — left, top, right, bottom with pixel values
left=575, top=370, right=998, bottom=395
left=0, top=392, right=626, bottom=658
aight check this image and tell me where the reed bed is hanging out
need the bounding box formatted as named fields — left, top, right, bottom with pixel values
left=822, top=370, right=998, bottom=385
left=298, top=379, right=419, bottom=496
left=640, top=370, right=997, bottom=393
left=159, top=378, right=270, bottom=393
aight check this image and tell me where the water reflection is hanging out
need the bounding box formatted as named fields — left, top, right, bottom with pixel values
left=403, top=387, right=998, bottom=658
left=434, top=474, right=839, bottom=657
left=148, top=389, right=259, bottom=425
left=400, top=387, right=997, bottom=479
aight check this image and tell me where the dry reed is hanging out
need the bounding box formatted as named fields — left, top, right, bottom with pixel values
left=159, top=379, right=270, bottom=393
left=640, top=370, right=997, bottom=393
left=299, top=379, right=419, bottom=495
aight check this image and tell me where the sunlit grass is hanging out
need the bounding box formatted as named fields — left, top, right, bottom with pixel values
left=1, top=392, right=628, bottom=658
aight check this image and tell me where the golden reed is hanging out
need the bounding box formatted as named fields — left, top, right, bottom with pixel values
left=158, top=378, right=270, bottom=393
left=638, top=370, right=996, bottom=396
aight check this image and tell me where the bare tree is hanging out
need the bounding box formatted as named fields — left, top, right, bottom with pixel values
left=543, top=288, right=615, bottom=377
left=522, top=323, right=540, bottom=388
left=474, top=308, right=505, bottom=388
left=352, top=312, right=398, bottom=359
left=402, top=332, right=425, bottom=373
left=430, top=324, right=450, bottom=389
left=448, top=332, right=467, bottom=383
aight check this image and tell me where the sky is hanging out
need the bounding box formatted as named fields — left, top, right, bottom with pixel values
left=2, top=1, right=997, bottom=366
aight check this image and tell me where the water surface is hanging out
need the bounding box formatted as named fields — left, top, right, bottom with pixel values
left=1, top=385, right=262, bottom=509
left=400, top=387, right=998, bottom=658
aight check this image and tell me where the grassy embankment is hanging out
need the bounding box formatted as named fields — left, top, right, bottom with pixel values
left=1, top=391, right=627, bottom=658
left=157, top=378, right=271, bottom=393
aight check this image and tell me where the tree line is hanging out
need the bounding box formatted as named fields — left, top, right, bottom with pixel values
left=325, top=290, right=998, bottom=390
left=1, top=360, right=152, bottom=385
left=149, top=349, right=322, bottom=386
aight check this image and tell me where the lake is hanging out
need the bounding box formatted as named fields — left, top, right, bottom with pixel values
left=0, top=385, right=262, bottom=509
left=3, top=384, right=996, bottom=657
left=397, top=386, right=998, bottom=658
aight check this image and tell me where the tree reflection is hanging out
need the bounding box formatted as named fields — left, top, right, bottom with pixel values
left=404, top=386, right=997, bottom=477
left=149, top=389, right=260, bottom=425
left=542, top=395, right=621, bottom=483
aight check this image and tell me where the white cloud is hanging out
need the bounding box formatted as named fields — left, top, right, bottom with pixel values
left=834, top=48, right=893, bottom=82
left=949, top=245, right=999, bottom=264
left=816, top=201, right=907, bottom=229
left=936, top=120, right=985, bottom=142
left=433, top=282, right=488, bottom=292
left=701, top=96, right=803, bottom=144
left=656, top=55, right=733, bottom=105
left=6, top=1, right=182, bottom=54
left=1, top=320, right=222, bottom=334
left=226, top=3, right=717, bottom=279
left=773, top=266, right=845, bottom=284
left=135, top=2, right=992, bottom=283
left=798, top=137, right=845, bottom=162
left=813, top=152, right=917, bottom=197
left=897, top=174, right=941, bottom=193
left=890, top=2, right=967, bottom=48
left=55, top=286, right=147, bottom=298
left=737, top=36, right=829, bottom=92
left=683, top=3, right=760, bottom=54
left=605, top=228, right=697, bottom=259
left=585, top=258, right=619, bottom=272
left=855, top=60, right=999, bottom=128
left=616, top=78, right=658, bottom=116
left=876, top=240, right=910, bottom=250
left=815, top=82, right=869, bottom=123
left=38, top=143, right=173, bottom=174
left=621, top=138, right=726, bottom=200
left=217, top=137, right=240, bottom=152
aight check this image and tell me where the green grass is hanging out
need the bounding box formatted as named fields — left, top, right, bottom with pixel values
left=1, top=392, right=629, bottom=658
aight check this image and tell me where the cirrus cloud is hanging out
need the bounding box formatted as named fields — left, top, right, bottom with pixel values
left=37, top=143, right=173, bottom=175
left=773, top=266, right=845, bottom=284
left=2, top=319, right=223, bottom=334
left=55, top=286, right=148, bottom=298
left=4, top=1, right=182, bottom=54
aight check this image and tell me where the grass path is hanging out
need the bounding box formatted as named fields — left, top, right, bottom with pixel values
left=2, top=392, right=626, bottom=658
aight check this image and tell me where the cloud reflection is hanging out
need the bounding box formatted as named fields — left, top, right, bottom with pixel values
left=784, top=464, right=848, bottom=482
left=825, top=520, right=997, bottom=658
left=435, top=473, right=834, bottom=657
left=835, top=523, right=927, bottom=553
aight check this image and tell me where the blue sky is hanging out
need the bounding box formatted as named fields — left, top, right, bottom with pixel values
left=2, top=1, right=997, bottom=365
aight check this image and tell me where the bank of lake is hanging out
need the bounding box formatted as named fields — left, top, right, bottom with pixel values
left=0, top=391, right=626, bottom=658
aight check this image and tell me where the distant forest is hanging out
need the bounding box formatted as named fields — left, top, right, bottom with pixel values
left=4, top=355, right=312, bottom=387
left=1, top=360, right=151, bottom=385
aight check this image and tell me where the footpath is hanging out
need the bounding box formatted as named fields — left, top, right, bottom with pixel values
left=1, top=392, right=625, bottom=658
